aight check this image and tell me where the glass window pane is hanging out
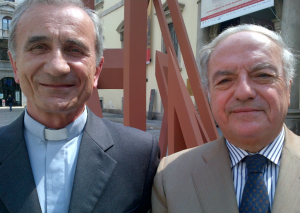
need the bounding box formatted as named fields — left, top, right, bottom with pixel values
left=3, top=20, right=7, bottom=30
left=8, top=19, right=11, bottom=29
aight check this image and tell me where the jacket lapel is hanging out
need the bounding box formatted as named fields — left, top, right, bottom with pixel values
left=272, top=126, right=300, bottom=212
left=192, top=137, right=239, bottom=213
left=0, top=113, right=42, bottom=213
left=68, top=109, right=117, bottom=212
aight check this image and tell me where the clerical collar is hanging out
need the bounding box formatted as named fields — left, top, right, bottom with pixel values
left=24, top=106, right=87, bottom=141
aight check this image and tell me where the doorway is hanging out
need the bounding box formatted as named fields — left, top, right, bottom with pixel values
left=0, top=77, right=22, bottom=107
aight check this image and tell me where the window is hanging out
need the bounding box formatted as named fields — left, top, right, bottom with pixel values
left=162, top=23, right=179, bottom=58
left=2, top=16, right=12, bottom=38
left=95, top=0, right=102, bottom=5
left=2, top=16, right=11, bottom=30
left=0, top=49, right=9, bottom=60
left=116, top=20, right=124, bottom=48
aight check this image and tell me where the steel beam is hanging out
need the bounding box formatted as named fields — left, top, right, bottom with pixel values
left=166, top=0, right=219, bottom=141
left=168, top=49, right=204, bottom=154
left=155, top=51, right=169, bottom=157
left=123, top=0, right=148, bottom=131
left=98, top=49, right=123, bottom=89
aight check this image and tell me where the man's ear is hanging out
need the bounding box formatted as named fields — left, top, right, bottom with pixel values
left=93, top=56, right=104, bottom=89
left=8, top=51, right=20, bottom=84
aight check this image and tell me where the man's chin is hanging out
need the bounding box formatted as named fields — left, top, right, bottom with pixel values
left=221, top=122, right=266, bottom=139
left=36, top=100, right=79, bottom=114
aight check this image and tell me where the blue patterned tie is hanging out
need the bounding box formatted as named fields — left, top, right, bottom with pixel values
left=239, top=154, right=270, bottom=213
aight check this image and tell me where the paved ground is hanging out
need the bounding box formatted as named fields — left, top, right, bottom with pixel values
left=0, top=107, right=25, bottom=128
left=0, top=107, right=222, bottom=141
left=102, top=112, right=162, bottom=140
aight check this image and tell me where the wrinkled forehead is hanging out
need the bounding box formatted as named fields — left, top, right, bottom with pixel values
left=15, top=3, right=95, bottom=46
left=208, top=31, right=282, bottom=70
left=213, top=31, right=278, bottom=56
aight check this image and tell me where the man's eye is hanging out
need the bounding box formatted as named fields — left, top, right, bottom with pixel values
left=258, top=73, right=272, bottom=78
left=32, top=45, right=45, bottom=50
left=29, top=45, right=48, bottom=54
left=218, top=79, right=230, bottom=84
left=70, top=48, right=80, bottom=52
left=67, top=48, right=82, bottom=54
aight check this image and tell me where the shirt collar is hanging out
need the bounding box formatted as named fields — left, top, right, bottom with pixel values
left=226, top=127, right=285, bottom=168
left=24, top=106, right=87, bottom=141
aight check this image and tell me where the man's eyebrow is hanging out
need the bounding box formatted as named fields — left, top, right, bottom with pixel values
left=250, top=62, right=278, bottom=73
left=65, top=39, right=90, bottom=52
left=212, top=70, right=235, bottom=83
left=24, top=36, right=50, bottom=50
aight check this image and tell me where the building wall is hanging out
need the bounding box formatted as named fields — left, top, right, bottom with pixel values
left=0, top=1, right=22, bottom=106
left=99, top=0, right=124, bottom=114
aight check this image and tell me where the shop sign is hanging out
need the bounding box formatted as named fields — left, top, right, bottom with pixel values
left=201, top=0, right=274, bottom=28
left=2, top=99, right=5, bottom=107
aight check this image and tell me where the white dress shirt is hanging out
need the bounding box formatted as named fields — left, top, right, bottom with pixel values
left=225, top=127, right=284, bottom=208
left=24, top=108, right=87, bottom=213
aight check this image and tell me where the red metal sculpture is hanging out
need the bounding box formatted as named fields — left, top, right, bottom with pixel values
left=86, top=0, right=219, bottom=157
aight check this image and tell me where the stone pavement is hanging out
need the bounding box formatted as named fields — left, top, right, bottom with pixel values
left=0, top=107, right=222, bottom=141
left=0, top=107, right=25, bottom=128
left=102, top=112, right=162, bottom=140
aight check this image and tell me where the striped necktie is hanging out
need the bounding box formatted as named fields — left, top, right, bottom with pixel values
left=239, top=154, right=270, bottom=213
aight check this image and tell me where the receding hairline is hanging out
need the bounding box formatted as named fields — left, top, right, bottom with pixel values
left=212, top=31, right=280, bottom=53
left=208, top=30, right=283, bottom=71
left=17, top=2, right=93, bottom=27
left=14, top=3, right=97, bottom=53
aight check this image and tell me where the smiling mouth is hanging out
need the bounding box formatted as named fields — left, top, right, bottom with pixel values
left=232, top=109, right=261, bottom=113
left=40, top=83, right=74, bottom=88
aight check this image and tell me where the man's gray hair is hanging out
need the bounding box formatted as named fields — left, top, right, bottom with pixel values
left=8, top=0, right=104, bottom=65
left=199, top=24, right=296, bottom=90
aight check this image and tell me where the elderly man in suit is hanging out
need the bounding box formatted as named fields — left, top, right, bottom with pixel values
left=0, top=0, right=160, bottom=212
left=152, top=24, right=300, bottom=213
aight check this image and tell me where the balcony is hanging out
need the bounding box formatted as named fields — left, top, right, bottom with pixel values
left=1, top=29, right=9, bottom=39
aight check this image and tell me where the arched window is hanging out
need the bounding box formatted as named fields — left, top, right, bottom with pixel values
left=2, top=16, right=12, bottom=38
left=2, top=16, right=11, bottom=30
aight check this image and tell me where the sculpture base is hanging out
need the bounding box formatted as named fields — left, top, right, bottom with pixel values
left=285, top=109, right=300, bottom=135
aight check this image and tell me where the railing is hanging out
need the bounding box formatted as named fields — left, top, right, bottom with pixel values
left=1, top=29, right=9, bottom=39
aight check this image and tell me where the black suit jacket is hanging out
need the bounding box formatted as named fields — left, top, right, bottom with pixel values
left=0, top=109, right=160, bottom=213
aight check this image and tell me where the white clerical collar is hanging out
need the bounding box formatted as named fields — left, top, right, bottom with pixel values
left=24, top=106, right=87, bottom=141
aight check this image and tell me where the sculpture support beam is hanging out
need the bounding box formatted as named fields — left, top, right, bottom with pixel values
left=166, top=0, right=218, bottom=141
left=123, top=0, right=148, bottom=131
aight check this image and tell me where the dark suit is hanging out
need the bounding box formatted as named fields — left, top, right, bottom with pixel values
left=0, top=109, right=160, bottom=213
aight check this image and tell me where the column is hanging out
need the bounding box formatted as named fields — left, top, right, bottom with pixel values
left=196, top=0, right=210, bottom=71
left=123, top=0, right=148, bottom=131
left=271, top=0, right=283, bottom=33
left=281, top=0, right=300, bottom=134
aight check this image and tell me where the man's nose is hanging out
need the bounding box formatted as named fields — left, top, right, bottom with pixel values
left=43, top=49, right=70, bottom=76
left=233, top=73, right=256, bottom=101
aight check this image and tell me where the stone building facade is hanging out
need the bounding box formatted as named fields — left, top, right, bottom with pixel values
left=0, top=0, right=25, bottom=107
